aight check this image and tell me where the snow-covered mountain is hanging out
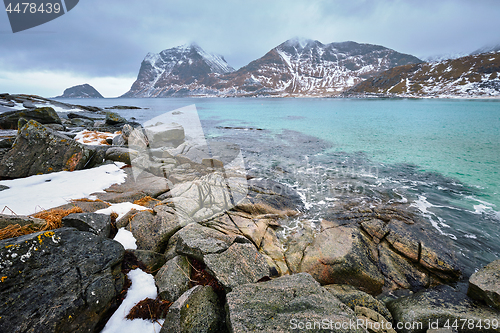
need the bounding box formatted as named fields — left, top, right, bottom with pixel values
left=122, top=44, right=235, bottom=97
left=215, top=39, right=422, bottom=96
left=122, top=40, right=422, bottom=97
left=345, top=51, right=500, bottom=98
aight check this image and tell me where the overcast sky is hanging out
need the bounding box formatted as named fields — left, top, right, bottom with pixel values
left=1, top=0, right=500, bottom=97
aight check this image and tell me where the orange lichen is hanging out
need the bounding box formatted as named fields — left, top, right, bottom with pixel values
left=133, top=196, right=159, bottom=207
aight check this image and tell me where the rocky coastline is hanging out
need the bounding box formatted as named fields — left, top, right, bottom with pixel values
left=0, top=94, right=499, bottom=333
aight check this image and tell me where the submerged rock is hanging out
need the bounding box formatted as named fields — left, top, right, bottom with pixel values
left=0, top=228, right=125, bottom=333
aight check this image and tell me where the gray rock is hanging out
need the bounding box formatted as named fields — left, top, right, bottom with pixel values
left=468, top=259, right=500, bottom=310
left=128, top=204, right=182, bottom=252
left=354, top=306, right=396, bottom=333
left=105, top=146, right=138, bottom=164
left=0, top=120, right=96, bottom=178
left=22, top=100, right=36, bottom=108
left=129, top=249, right=167, bottom=274
left=0, top=214, right=46, bottom=229
left=112, top=134, right=126, bottom=146
left=0, top=137, right=15, bottom=148
left=160, top=285, right=224, bottom=333
left=93, top=168, right=169, bottom=203
left=0, top=107, right=61, bottom=129
left=204, top=242, right=270, bottom=292
left=324, top=284, right=393, bottom=321
left=105, top=111, right=127, bottom=125
left=387, top=285, right=500, bottom=333
left=121, top=124, right=133, bottom=139
left=225, top=273, right=365, bottom=333
left=44, top=123, right=66, bottom=131
left=169, top=222, right=249, bottom=262
left=144, top=122, right=185, bottom=148
left=299, top=222, right=385, bottom=295
left=0, top=228, right=125, bottom=333
left=70, top=117, right=94, bottom=128
left=155, top=255, right=192, bottom=302
left=61, top=212, right=111, bottom=237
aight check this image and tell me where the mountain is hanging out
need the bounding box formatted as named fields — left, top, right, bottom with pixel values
left=121, top=44, right=235, bottom=97
left=345, top=51, right=500, bottom=98
left=122, top=40, right=422, bottom=97
left=56, top=84, right=104, bottom=98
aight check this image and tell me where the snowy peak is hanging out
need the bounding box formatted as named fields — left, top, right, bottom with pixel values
left=345, top=51, right=500, bottom=98
left=123, top=39, right=422, bottom=97
left=122, top=44, right=234, bottom=97
left=225, top=39, right=423, bottom=96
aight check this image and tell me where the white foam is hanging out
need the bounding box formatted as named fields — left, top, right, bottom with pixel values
left=410, top=195, right=457, bottom=239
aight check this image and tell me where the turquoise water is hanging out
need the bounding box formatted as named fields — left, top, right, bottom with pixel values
left=59, top=97, right=500, bottom=273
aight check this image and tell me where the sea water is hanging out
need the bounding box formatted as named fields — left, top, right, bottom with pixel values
left=58, top=97, right=500, bottom=275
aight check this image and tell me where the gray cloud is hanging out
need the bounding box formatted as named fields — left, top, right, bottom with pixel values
left=1, top=0, right=500, bottom=83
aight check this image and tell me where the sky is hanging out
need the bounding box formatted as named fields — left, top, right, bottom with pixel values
left=1, top=0, right=500, bottom=97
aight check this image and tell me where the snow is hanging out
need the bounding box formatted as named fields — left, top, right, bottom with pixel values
left=101, top=269, right=163, bottom=333
left=113, top=228, right=137, bottom=249
left=75, top=130, right=120, bottom=145
left=95, top=202, right=149, bottom=220
left=0, top=163, right=127, bottom=215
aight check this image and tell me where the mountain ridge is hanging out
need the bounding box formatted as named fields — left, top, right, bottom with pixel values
left=345, top=51, right=500, bottom=98
left=122, top=40, right=422, bottom=97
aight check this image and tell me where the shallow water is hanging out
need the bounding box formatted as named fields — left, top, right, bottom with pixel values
left=56, top=97, right=500, bottom=275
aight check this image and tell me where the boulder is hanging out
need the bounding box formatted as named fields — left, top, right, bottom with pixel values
left=323, top=284, right=393, bottom=321
left=0, top=214, right=45, bottom=229
left=93, top=168, right=169, bottom=203
left=387, top=285, right=500, bottom=333
left=105, top=111, right=127, bottom=125
left=225, top=273, right=366, bottom=333
left=111, top=134, right=126, bottom=146
left=128, top=204, right=182, bottom=252
left=167, top=222, right=249, bottom=262
left=354, top=306, right=396, bottom=333
left=0, top=120, right=97, bottom=178
left=0, top=107, right=61, bottom=129
left=155, top=255, right=192, bottom=302
left=0, top=228, right=125, bottom=333
left=129, top=249, right=167, bottom=274
left=204, top=242, right=270, bottom=292
left=299, top=222, right=385, bottom=295
left=61, top=212, right=112, bottom=237
left=144, top=121, right=185, bottom=148
left=236, top=178, right=304, bottom=216
left=468, top=259, right=500, bottom=310
left=296, top=203, right=462, bottom=294
left=0, top=137, right=14, bottom=148
left=160, top=285, right=224, bottom=333
left=105, top=146, right=138, bottom=164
